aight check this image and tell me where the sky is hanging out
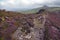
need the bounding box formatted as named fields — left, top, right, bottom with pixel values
left=0, top=0, right=60, bottom=11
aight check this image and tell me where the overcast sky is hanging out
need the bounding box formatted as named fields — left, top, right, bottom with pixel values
left=0, top=0, right=60, bottom=11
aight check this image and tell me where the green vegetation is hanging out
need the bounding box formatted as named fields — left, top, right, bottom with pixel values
left=0, top=13, right=4, bottom=17
left=0, top=37, right=4, bottom=40
left=20, top=7, right=60, bottom=14
left=47, top=7, right=60, bottom=12
left=20, top=8, right=41, bottom=14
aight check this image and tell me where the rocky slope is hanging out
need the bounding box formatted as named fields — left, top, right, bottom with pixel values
left=0, top=9, right=60, bottom=40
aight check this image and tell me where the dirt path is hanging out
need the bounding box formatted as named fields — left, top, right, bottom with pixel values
left=32, top=14, right=47, bottom=40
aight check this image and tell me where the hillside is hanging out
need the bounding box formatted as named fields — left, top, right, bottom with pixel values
left=20, top=7, right=60, bottom=14
left=0, top=9, right=60, bottom=40
left=21, top=8, right=41, bottom=14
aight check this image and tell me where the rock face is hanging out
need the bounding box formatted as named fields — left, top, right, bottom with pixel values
left=0, top=9, right=60, bottom=40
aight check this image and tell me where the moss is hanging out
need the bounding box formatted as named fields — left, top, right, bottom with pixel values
left=0, top=37, right=4, bottom=40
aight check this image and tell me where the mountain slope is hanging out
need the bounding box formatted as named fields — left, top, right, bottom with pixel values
left=20, top=7, right=60, bottom=14
left=20, top=7, right=41, bottom=14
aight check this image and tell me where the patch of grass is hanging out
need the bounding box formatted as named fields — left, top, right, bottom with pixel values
left=0, top=37, right=4, bottom=40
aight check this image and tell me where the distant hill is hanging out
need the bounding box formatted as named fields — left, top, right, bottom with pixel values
left=21, top=8, right=41, bottom=14
left=19, top=7, right=60, bottom=14
left=47, top=7, right=60, bottom=12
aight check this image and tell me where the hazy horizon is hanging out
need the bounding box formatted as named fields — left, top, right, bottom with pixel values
left=0, top=0, right=60, bottom=11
